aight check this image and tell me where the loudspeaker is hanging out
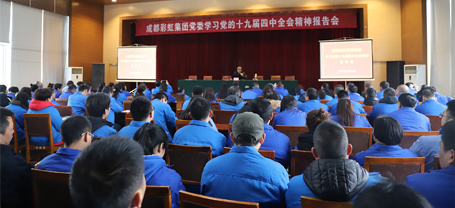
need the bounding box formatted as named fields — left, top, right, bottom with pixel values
left=92, top=63, right=105, bottom=90
left=386, top=61, right=405, bottom=89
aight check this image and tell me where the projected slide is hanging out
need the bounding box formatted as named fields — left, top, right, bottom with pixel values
left=319, top=39, right=373, bottom=80
left=118, top=46, right=157, bottom=81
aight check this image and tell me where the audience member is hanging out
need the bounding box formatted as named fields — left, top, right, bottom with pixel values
left=330, top=99, right=371, bottom=127
left=5, top=92, right=29, bottom=144
left=177, top=86, right=190, bottom=101
left=201, top=112, right=289, bottom=207
left=152, top=92, right=177, bottom=141
left=37, top=115, right=92, bottom=172
left=273, top=95, right=306, bottom=127
left=251, top=82, right=263, bottom=95
left=349, top=84, right=365, bottom=101
left=85, top=93, right=116, bottom=137
left=377, top=81, right=390, bottom=100
left=135, top=82, right=152, bottom=99
left=263, top=85, right=282, bottom=112
left=298, top=88, right=328, bottom=113
left=182, top=85, right=204, bottom=110
left=286, top=121, right=382, bottom=207
left=118, top=96, right=154, bottom=138
left=367, top=88, right=399, bottom=123
left=274, top=81, right=289, bottom=96
left=0, top=85, right=10, bottom=107
left=296, top=108, right=331, bottom=151
left=396, top=84, right=409, bottom=98
left=59, top=84, right=76, bottom=99
left=203, top=87, right=217, bottom=103
left=361, top=82, right=372, bottom=98
left=219, top=86, right=245, bottom=111
left=102, top=86, right=123, bottom=126
left=430, top=86, right=452, bottom=106
left=69, top=136, right=146, bottom=208
left=7, top=86, right=18, bottom=100
left=68, top=84, right=90, bottom=115
left=317, top=89, right=333, bottom=101
left=53, top=83, right=63, bottom=98
left=134, top=83, right=147, bottom=98
left=50, top=89, right=60, bottom=106
left=216, top=82, right=229, bottom=99
left=19, top=87, right=32, bottom=100
left=321, top=83, right=333, bottom=98
left=160, top=81, right=176, bottom=103
left=386, top=93, right=431, bottom=131
left=415, top=89, right=447, bottom=115
left=0, top=107, right=33, bottom=208
left=61, top=80, right=74, bottom=93
left=405, top=120, right=455, bottom=208
left=353, top=116, right=417, bottom=166
left=325, top=84, right=344, bottom=107
left=113, top=83, right=129, bottom=108
left=152, top=80, right=173, bottom=94
left=241, top=85, right=259, bottom=99
left=291, top=85, right=303, bottom=101
left=406, top=82, right=418, bottom=95
left=329, top=90, right=366, bottom=115
left=364, top=87, right=379, bottom=106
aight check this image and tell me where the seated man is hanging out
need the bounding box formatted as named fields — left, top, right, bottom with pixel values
left=182, top=85, right=204, bottom=110
left=416, top=89, right=447, bottom=116
left=70, top=136, right=146, bottom=208
left=286, top=120, right=382, bottom=207
left=219, top=86, right=245, bottom=111
left=364, top=88, right=379, bottom=106
left=68, top=84, right=90, bottom=115
left=411, top=100, right=454, bottom=171
left=7, top=86, right=18, bottom=100
left=353, top=116, right=417, bottom=166
left=160, top=81, right=176, bottom=103
left=251, top=82, right=263, bottom=95
left=241, top=85, right=258, bottom=99
left=231, top=66, right=247, bottom=80
left=376, top=81, right=390, bottom=100
left=275, top=81, right=289, bottom=96
left=349, top=84, right=365, bottom=101
left=152, top=92, right=177, bottom=141
left=102, top=86, right=123, bottom=125
left=405, top=120, right=455, bottom=208
left=386, top=93, right=431, bottom=131
left=37, top=115, right=92, bottom=172
left=0, top=107, right=33, bottom=208
left=298, top=88, right=328, bottom=113
left=118, top=96, right=154, bottom=139
left=367, top=88, right=399, bottom=123
left=430, top=86, right=452, bottom=106
left=201, top=112, right=289, bottom=208
left=151, top=80, right=173, bottom=94
left=326, top=84, right=345, bottom=107
left=85, top=93, right=117, bottom=137
left=53, top=83, right=63, bottom=98
left=329, top=90, right=366, bottom=115
left=177, top=86, right=190, bottom=101
left=396, top=84, right=409, bottom=98
left=59, top=84, right=76, bottom=99
left=173, top=97, right=226, bottom=157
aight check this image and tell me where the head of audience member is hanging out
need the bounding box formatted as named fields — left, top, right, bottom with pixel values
left=66, top=80, right=74, bottom=87
left=119, top=82, right=127, bottom=92
left=13, top=92, right=30, bottom=110
left=0, top=85, right=7, bottom=93
left=108, top=82, right=114, bottom=88
left=380, top=81, right=390, bottom=91
left=276, top=81, right=284, bottom=87
left=352, top=180, right=432, bottom=208
left=154, top=92, right=168, bottom=104
left=440, top=120, right=455, bottom=169
left=112, top=84, right=122, bottom=99
left=135, top=84, right=146, bottom=98
left=236, top=66, right=242, bottom=73
left=30, top=84, right=38, bottom=92
left=337, top=90, right=350, bottom=100
left=76, top=81, right=84, bottom=87
left=86, top=93, right=111, bottom=119
left=78, top=84, right=90, bottom=96
left=231, top=112, right=265, bottom=150
left=36, top=81, right=43, bottom=87
left=33, top=88, right=53, bottom=102
left=421, top=89, right=436, bottom=102
left=398, top=93, right=417, bottom=108
left=131, top=96, right=154, bottom=122
left=306, top=108, right=331, bottom=133
left=321, top=83, right=330, bottom=90
left=365, top=82, right=372, bottom=89
left=243, top=85, right=250, bottom=92
left=8, top=86, right=19, bottom=95
left=333, top=84, right=344, bottom=97
left=67, top=85, right=77, bottom=94
left=365, top=88, right=377, bottom=99
left=383, top=88, right=397, bottom=98
left=263, top=85, right=273, bottom=98
left=396, top=84, right=409, bottom=95
left=305, top=88, right=318, bottom=101
left=61, top=115, right=92, bottom=150
left=53, top=83, right=63, bottom=93
left=336, top=99, right=355, bottom=126
left=192, top=85, right=204, bottom=97
left=441, top=100, right=455, bottom=127
left=232, top=82, right=239, bottom=88
left=47, top=83, right=54, bottom=89
left=159, top=81, right=168, bottom=92
left=134, top=123, right=169, bottom=158
left=203, top=87, right=216, bottom=102
left=102, top=86, right=114, bottom=97
left=373, top=116, right=403, bottom=145
left=280, top=96, right=297, bottom=112
left=0, top=107, right=15, bottom=145
left=227, top=86, right=241, bottom=97
left=291, top=85, right=302, bottom=96
left=238, top=97, right=273, bottom=124
left=266, top=83, right=275, bottom=89
left=155, top=80, right=161, bottom=88
left=177, top=86, right=185, bottom=94
left=189, top=97, right=212, bottom=122
left=348, top=85, right=359, bottom=94
left=20, top=87, right=32, bottom=99
left=70, top=136, right=146, bottom=208
left=312, top=120, right=352, bottom=159
left=253, top=82, right=260, bottom=89
left=218, top=82, right=229, bottom=99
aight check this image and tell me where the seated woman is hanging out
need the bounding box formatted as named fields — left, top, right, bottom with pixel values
left=134, top=84, right=147, bottom=98
left=273, top=95, right=306, bottom=127
left=133, top=123, right=185, bottom=208
left=113, top=83, right=128, bottom=107
left=330, top=99, right=371, bottom=127
left=203, top=87, right=217, bottom=103
left=27, top=88, right=63, bottom=145
left=215, top=82, right=228, bottom=99
left=353, top=116, right=418, bottom=166
left=364, top=88, right=379, bottom=106
left=296, top=108, right=331, bottom=151
left=263, top=85, right=281, bottom=112
left=160, top=81, right=176, bottom=103
left=5, top=92, right=30, bottom=144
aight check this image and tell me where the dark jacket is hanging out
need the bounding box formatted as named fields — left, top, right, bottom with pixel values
left=303, top=158, right=369, bottom=201
left=221, top=95, right=243, bottom=106
left=232, top=71, right=247, bottom=80
left=297, top=132, right=313, bottom=151
left=87, top=116, right=114, bottom=132
left=364, top=97, right=379, bottom=106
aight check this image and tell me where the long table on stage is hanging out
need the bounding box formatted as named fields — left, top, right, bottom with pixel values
left=177, top=80, right=298, bottom=95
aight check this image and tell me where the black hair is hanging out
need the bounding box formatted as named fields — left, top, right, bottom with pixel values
left=373, top=116, right=403, bottom=145
left=155, top=80, right=161, bottom=87
left=217, top=82, right=228, bottom=99
left=53, top=83, right=63, bottom=90
left=352, top=180, right=432, bottom=208
left=108, top=82, right=114, bottom=88
left=68, top=84, right=77, bottom=91
left=441, top=120, right=455, bottom=153
left=348, top=85, right=358, bottom=93
left=86, top=93, right=111, bottom=118
left=13, top=92, right=30, bottom=110
left=61, top=115, right=92, bottom=147
left=263, top=85, right=273, bottom=98
left=253, top=82, right=260, bottom=87
left=178, top=86, right=184, bottom=93
left=102, top=86, right=113, bottom=95
left=189, top=97, right=211, bottom=120
left=322, top=83, right=331, bottom=95
left=0, top=85, right=7, bottom=93
left=130, top=96, right=153, bottom=121
left=366, top=88, right=377, bottom=98
left=70, top=136, right=145, bottom=208
left=280, top=95, right=297, bottom=112
left=160, top=81, right=168, bottom=92
left=337, top=90, right=349, bottom=99
left=97, top=82, right=105, bottom=93
left=179, top=96, right=200, bottom=120
left=317, top=90, right=326, bottom=100
left=421, top=89, right=435, bottom=99
left=112, top=84, right=122, bottom=99
left=203, top=87, right=216, bottom=102
left=192, top=85, right=204, bottom=96
left=306, top=108, right=331, bottom=133
left=313, top=120, right=348, bottom=159
left=76, top=81, right=84, bottom=86
left=237, top=97, right=273, bottom=124
left=398, top=93, right=417, bottom=107
left=135, top=84, right=146, bottom=98
left=306, top=88, right=318, bottom=100
left=30, top=84, right=38, bottom=92
left=232, top=82, right=239, bottom=87
left=336, top=99, right=355, bottom=127
left=333, top=84, right=344, bottom=96
left=380, top=81, right=390, bottom=90
left=78, top=84, right=90, bottom=93
left=20, top=87, right=32, bottom=99
left=227, top=86, right=240, bottom=96
left=0, top=107, right=14, bottom=135
left=446, top=100, right=455, bottom=119
left=8, top=86, right=19, bottom=93
left=405, top=82, right=414, bottom=87
left=33, top=88, right=53, bottom=101
left=383, top=88, right=397, bottom=98
left=154, top=92, right=168, bottom=101
left=291, top=85, right=302, bottom=96
left=276, top=81, right=284, bottom=86
left=133, top=123, right=169, bottom=155
left=47, top=83, right=54, bottom=89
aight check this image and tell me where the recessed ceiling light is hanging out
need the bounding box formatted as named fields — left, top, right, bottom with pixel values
left=112, top=0, right=117, bottom=2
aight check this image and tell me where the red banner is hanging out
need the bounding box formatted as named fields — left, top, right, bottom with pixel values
left=135, top=12, right=357, bottom=36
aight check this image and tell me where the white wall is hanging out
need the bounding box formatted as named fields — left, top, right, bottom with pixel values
left=104, top=0, right=403, bottom=89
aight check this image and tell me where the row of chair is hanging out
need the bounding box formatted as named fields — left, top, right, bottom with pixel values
left=188, top=75, right=295, bottom=81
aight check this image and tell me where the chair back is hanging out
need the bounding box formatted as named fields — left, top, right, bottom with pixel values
left=434, top=156, right=441, bottom=170
left=343, top=127, right=373, bottom=156
left=54, top=98, right=68, bottom=106
left=175, top=94, right=185, bottom=110
left=256, top=75, right=264, bottom=80
left=285, top=76, right=295, bottom=80
left=166, top=144, right=212, bottom=185
left=400, top=131, right=439, bottom=149
left=24, top=113, right=61, bottom=163
left=290, top=150, right=315, bottom=177
left=222, top=76, right=231, bottom=80
left=180, top=191, right=259, bottom=208
left=213, top=110, right=237, bottom=124
left=215, top=99, right=223, bottom=102
left=188, top=75, right=198, bottom=80
left=364, top=157, right=425, bottom=183
left=56, top=106, right=73, bottom=117
left=275, top=125, right=307, bottom=149
left=142, top=186, right=172, bottom=208
left=176, top=120, right=191, bottom=130
left=320, top=100, right=330, bottom=104
left=31, top=169, right=73, bottom=208
left=301, top=196, right=352, bottom=208
left=125, top=117, right=133, bottom=126
left=362, top=106, right=373, bottom=115
left=426, top=115, right=442, bottom=131
left=176, top=109, right=184, bottom=119
left=271, top=75, right=281, bottom=80
left=123, top=100, right=132, bottom=110
left=203, top=76, right=213, bottom=80
left=269, top=112, right=279, bottom=126
left=223, top=147, right=275, bottom=160
left=353, top=100, right=364, bottom=104
left=210, top=102, right=220, bottom=111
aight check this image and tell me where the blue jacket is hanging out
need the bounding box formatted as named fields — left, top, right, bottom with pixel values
left=118, top=121, right=149, bottom=139
left=353, top=143, right=418, bottom=166
left=68, top=92, right=87, bottom=115
left=144, top=155, right=185, bottom=208
left=5, top=104, right=26, bottom=143
left=181, top=99, right=190, bottom=110
left=115, top=93, right=128, bottom=109
left=106, top=93, right=123, bottom=124
left=27, top=106, right=62, bottom=145
left=201, top=146, right=289, bottom=208
left=7, top=93, right=15, bottom=99
left=172, top=120, right=226, bottom=157
left=122, top=90, right=131, bottom=97
left=330, top=114, right=372, bottom=128
left=275, top=86, right=289, bottom=96
left=261, top=124, right=291, bottom=167
left=317, top=95, right=333, bottom=101
left=329, top=100, right=366, bottom=115
left=349, top=93, right=365, bottom=101
left=177, top=92, right=190, bottom=101
left=164, top=91, right=176, bottom=103
left=241, top=90, right=259, bottom=99
left=152, top=99, right=176, bottom=141
left=410, top=135, right=441, bottom=171
left=37, top=147, right=81, bottom=172
left=415, top=99, right=447, bottom=116
left=151, top=84, right=173, bottom=94
left=325, top=96, right=338, bottom=107
left=93, top=125, right=117, bottom=138
left=135, top=88, right=153, bottom=100
left=377, top=89, right=385, bottom=100
left=219, top=101, right=244, bottom=111
left=405, top=165, right=455, bottom=208
left=54, top=89, right=61, bottom=98
left=51, top=99, right=60, bottom=106
left=251, top=87, right=263, bottom=96
left=298, top=100, right=328, bottom=113
left=366, top=102, right=398, bottom=123
left=386, top=107, right=431, bottom=131
left=58, top=91, right=73, bottom=99
left=273, top=107, right=306, bottom=128
left=435, top=93, right=452, bottom=105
